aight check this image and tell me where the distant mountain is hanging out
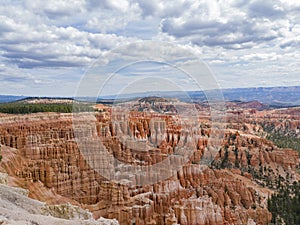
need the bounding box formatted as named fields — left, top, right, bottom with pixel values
left=1, top=86, right=300, bottom=106
left=221, top=86, right=300, bottom=106
left=0, top=95, right=26, bottom=103
left=98, top=86, right=300, bottom=107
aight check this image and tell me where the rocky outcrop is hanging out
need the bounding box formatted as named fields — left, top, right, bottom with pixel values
left=0, top=176, right=120, bottom=225
left=0, top=107, right=299, bottom=225
left=0, top=113, right=104, bottom=205
left=0, top=172, right=8, bottom=184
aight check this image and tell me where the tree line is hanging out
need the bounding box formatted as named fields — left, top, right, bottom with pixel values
left=0, top=102, right=93, bottom=114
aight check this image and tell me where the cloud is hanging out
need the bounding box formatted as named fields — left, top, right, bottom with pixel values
left=86, top=0, right=130, bottom=13
left=137, top=0, right=184, bottom=18
left=247, top=0, right=285, bottom=19
left=137, top=0, right=161, bottom=17
left=161, top=17, right=278, bottom=49
left=0, top=0, right=300, bottom=96
left=280, top=39, right=300, bottom=48
left=25, top=0, right=86, bottom=19
left=0, top=13, right=137, bottom=68
left=159, top=0, right=300, bottom=50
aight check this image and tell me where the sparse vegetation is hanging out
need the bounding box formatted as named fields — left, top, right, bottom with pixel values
left=220, top=146, right=229, bottom=168
left=266, top=132, right=300, bottom=154
left=268, top=181, right=300, bottom=225
left=261, top=124, right=300, bottom=155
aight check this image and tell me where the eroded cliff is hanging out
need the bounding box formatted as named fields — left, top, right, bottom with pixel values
left=0, top=106, right=299, bottom=225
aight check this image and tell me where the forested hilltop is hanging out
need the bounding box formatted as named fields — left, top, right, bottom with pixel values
left=0, top=98, right=93, bottom=114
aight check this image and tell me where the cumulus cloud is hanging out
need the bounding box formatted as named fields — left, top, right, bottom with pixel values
left=86, top=0, right=131, bottom=13
left=160, top=0, right=292, bottom=49
left=25, top=0, right=86, bottom=18
left=0, top=11, right=137, bottom=68
left=137, top=0, right=192, bottom=18
left=0, top=0, right=300, bottom=96
left=247, top=0, right=285, bottom=19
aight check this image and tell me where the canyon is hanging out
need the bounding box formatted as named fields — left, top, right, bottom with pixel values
left=0, top=100, right=299, bottom=225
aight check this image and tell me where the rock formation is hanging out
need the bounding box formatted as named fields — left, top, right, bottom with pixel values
left=0, top=171, right=119, bottom=225
left=0, top=104, right=299, bottom=225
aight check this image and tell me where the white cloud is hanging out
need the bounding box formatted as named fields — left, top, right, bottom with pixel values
left=0, top=0, right=300, bottom=96
left=160, top=1, right=287, bottom=49
left=24, top=0, right=86, bottom=18
left=0, top=13, right=137, bottom=68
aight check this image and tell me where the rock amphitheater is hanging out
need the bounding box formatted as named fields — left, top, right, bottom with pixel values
left=0, top=102, right=299, bottom=225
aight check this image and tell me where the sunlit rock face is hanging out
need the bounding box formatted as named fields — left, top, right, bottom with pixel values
left=0, top=179, right=120, bottom=225
left=0, top=105, right=299, bottom=225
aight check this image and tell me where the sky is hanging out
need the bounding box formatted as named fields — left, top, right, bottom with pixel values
left=0, top=0, right=300, bottom=97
